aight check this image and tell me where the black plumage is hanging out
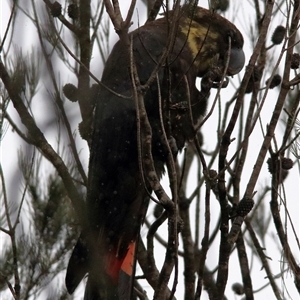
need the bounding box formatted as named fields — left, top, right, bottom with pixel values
left=66, top=6, right=245, bottom=300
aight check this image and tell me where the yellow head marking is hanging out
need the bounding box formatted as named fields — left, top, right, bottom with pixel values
left=179, top=19, right=219, bottom=72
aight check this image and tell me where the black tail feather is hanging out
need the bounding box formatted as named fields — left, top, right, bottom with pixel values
left=66, top=234, right=89, bottom=294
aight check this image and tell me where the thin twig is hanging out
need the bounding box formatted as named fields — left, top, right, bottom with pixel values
left=194, top=177, right=211, bottom=299
left=0, top=0, right=16, bottom=53
left=245, top=219, right=283, bottom=299
left=0, top=164, right=20, bottom=299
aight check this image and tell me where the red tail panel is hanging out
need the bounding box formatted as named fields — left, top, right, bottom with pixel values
left=106, top=242, right=136, bottom=283
left=121, top=242, right=136, bottom=276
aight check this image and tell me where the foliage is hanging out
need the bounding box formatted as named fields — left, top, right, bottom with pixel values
left=0, top=0, right=299, bottom=299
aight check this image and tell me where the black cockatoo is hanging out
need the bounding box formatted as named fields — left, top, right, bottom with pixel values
left=66, top=5, right=245, bottom=300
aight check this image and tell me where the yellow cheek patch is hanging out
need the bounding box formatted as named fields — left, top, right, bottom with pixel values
left=180, top=20, right=219, bottom=54
left=179, top=19, right=219, bottom=68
